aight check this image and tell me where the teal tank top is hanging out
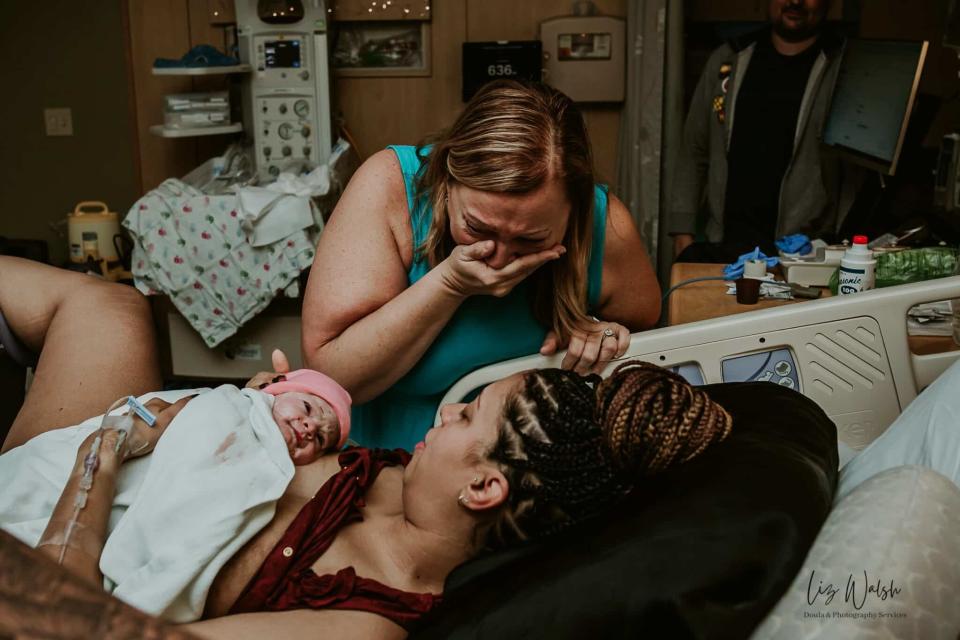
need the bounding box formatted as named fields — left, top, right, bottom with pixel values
left=350, top=145, right=609, bottom=450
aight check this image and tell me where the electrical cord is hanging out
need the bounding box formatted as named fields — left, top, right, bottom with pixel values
left=661, top=276, right=730, bottom=302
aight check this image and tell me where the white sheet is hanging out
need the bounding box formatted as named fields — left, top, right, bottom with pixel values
left=754, top=466, right=960, bottom=639
left=836, top=358, right=960, bottom=501
left=0, top=385, right=294, bottom=623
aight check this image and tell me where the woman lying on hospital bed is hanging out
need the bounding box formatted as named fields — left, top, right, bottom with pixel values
left=4, top=257, right=960, bottom=639
left=0, top=256, right=731, bottom=639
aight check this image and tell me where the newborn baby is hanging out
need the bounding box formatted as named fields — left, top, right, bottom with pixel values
left=0, top=367, right=353, bottom=622
left=262, top=369, right=352, bottom=464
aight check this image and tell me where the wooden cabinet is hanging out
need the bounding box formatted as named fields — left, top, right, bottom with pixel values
left=125, top=0, right=627, bottom=190
left=125, top=0, right=237, bottom=192
left=330, top=0, right=432, bottom=21
left=207, top=0, right=235, bottom=24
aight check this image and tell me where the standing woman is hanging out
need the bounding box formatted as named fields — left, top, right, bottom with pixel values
left=301, top=80, right=660, bottom=450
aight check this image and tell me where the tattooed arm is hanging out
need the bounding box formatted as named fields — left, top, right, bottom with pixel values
left=0, top=530, right=199, bottom=640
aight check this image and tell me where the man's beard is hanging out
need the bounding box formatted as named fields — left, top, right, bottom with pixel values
left=772, top=15, right=822, bottom=43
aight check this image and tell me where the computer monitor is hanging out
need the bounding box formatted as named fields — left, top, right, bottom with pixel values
left=822, top=39, right=928, bottom=176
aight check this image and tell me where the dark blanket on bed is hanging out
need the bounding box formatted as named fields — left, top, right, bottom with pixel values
left=412, top=382, right=839, bottom=640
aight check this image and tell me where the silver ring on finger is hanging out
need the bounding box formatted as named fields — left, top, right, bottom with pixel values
left=602, top=327, right=616, bottom=339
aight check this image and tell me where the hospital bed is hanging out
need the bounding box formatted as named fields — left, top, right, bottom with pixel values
left=420, top=276, right=960, bottom=640
left=441, top=275, right=960, bottom=452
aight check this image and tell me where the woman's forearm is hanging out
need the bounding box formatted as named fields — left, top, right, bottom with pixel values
left=304, top=267, right=466, bottom=404
left=37, top=429, right=124, bottom=587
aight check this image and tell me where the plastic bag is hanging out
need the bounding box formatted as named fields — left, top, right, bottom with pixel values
left=828, top=247, right=959, bottom=294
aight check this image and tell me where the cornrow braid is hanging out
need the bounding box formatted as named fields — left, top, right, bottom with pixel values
left=483, top=363, right=733, bottom=549
left=596, top=361, right=732, bottom=478
left=484, top=369, right=626, bottom=549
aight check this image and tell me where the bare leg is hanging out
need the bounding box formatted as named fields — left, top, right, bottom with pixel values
left=0, top=257, right=161, bottom=452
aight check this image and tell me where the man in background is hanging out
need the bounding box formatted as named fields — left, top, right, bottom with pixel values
left=670, top=0, right=847, bottom=262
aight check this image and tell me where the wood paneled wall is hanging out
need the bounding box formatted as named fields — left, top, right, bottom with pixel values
left=333, top=1, right=468, bottom=163
left=125, top=0, right=629, bottom=191
left=336, top=0, right=628, bottom=185
left=0, top=1, right=139, bottom=265
left=126, top=0, right=236, bottom=192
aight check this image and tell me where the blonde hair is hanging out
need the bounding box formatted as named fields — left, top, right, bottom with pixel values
left=414, top=80, right=596, bottom=340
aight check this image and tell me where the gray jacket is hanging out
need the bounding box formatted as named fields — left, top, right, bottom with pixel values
left=669, top=29, right=850, bottom=242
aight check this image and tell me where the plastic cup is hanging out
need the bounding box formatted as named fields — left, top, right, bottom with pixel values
left=743, top=259, right=767, bottom=279
left=735, top=277, right=761, bottom=304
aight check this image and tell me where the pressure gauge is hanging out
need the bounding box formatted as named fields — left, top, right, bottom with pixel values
left=294, top=100, right=309, bottom=118
left=278, top=123, right=294, bottom=140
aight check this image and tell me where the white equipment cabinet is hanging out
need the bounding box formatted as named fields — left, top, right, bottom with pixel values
left=235, top=0, right=334, bottom=178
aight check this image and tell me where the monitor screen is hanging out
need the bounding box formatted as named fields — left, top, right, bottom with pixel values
left=822, top=39, right=928, bottom=175
left=265, top=40, right=301, bottom=68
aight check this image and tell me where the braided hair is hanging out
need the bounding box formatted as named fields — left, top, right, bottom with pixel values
left=482, top=362, right=732, bottom=549
left=597, top=361, right=732, bottom=478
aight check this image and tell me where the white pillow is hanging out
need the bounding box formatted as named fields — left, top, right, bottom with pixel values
left=752, top=466, right=960, bottom=640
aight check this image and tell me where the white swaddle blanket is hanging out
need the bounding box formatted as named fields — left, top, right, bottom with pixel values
left=0, top=385, right=295, bottom=622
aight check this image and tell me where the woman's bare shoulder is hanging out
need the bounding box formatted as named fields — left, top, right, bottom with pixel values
left=323, top=147, right=415, bottom=269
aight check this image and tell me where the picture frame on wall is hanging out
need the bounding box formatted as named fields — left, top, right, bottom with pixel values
left=332, top=21, right=432, bottom=77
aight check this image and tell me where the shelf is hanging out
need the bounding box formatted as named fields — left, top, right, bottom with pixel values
left=149, top=123, right=243, bottom=138
left=151, top=64, right=251, bottom=76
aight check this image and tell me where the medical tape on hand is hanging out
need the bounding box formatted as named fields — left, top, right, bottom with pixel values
left=37, top=519, right=103, bottom=559
left=99, top=395, right=156, bottom=457
left=126, top=395, right=157, bottom=427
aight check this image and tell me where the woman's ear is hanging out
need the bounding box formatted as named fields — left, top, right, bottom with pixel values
left=462, top=469, right=508, bottom=512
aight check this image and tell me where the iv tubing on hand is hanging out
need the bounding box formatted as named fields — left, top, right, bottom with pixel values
left=50, top=395, right=155, bottom=564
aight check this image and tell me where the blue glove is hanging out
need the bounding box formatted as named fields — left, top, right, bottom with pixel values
left=775, top=233, right=813, bottom=256
left=723, top=247, right=780, bottom=280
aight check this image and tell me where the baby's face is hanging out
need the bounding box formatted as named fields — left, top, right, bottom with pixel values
left=271, top=391, right=341, bottom=465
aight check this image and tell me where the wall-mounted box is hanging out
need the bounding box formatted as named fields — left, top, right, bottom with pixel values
left=540, top=15, right=625, bottom=103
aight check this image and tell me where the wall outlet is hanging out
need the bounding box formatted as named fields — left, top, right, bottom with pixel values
left=44, top=107, right=73, bottom=136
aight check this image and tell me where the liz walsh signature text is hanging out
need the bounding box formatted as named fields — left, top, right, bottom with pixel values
left=806, top=570, right=902, bottom=610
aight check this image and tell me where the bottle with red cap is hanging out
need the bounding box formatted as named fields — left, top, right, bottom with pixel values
left=838, top=235, right=876, bottom=295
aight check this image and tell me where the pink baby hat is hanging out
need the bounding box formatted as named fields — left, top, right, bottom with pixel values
left=263, top=369, right=352, bottom=448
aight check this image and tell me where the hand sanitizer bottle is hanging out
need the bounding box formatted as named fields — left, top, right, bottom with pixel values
left=839, top=235, right=876, bottom=295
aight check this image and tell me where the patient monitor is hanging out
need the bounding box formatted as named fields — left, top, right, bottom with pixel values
left=235, top=0, right=334, bottom=178
left=441, top=278, right=960, bottom=452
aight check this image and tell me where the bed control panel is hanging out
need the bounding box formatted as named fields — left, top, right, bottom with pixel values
left=669, top=363, right=705, bottom=386
left=720, top=348, right=800, bottom=390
